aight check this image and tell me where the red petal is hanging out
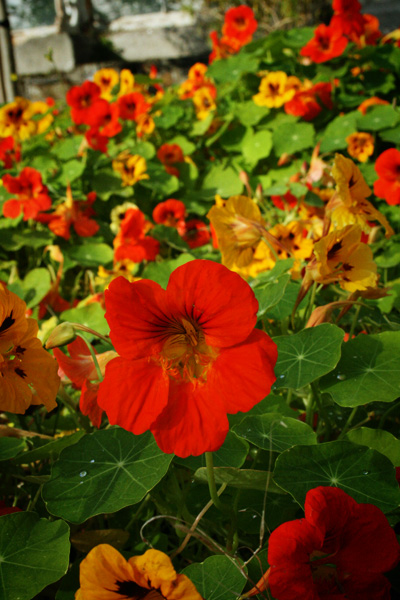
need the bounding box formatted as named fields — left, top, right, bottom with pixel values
left=97, top=356, right=169, bottom=433
left=167, top=260, right=259, bottom=348
left=151, top=380, right=229, bottom=457
left=80, top=380, right=103, bottom=428
left=206, top=329, right=277, bottom=414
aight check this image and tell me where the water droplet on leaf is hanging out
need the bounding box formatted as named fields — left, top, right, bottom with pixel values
left=79, top=471, right=87, bottom=478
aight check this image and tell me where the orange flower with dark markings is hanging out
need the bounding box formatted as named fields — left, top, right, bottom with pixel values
left=66, top=81, right=109, bottom=127
left=330, top=0, right=365, bottom=38
left=357, top=96, right=389, bottom=115
left=0, top=286, right=59, bottom=413
left=157, top=143, right=185, bottom=176
left=75, top=544, right=203, bottom=600
left=0, top=97, right=36, bottom=141
left=153, top=199, right=186, bottom=234
left=181, top=219, right=211, bottom=249
left=0, top=136, right=20, bottom=169
left=300, top=24, right=348, bottom=63
left=117, top=92, right=151, bottom=121
left=113, top=207, right=160, bottom=264
left=209, top=30, right=242, bottom=63
left=2, top=167, right=52, bottom=220
left=346, top=132, right=374, bottom=162
left=222, top=5, right=257, bottom=45
left=284, top=82, right=333, bottom=121
left=97, top=260, right=277, bottom=457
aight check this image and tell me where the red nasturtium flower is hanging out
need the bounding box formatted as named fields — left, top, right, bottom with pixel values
left=284, top=82, right=333, bottom=121
left=113, top=207, right=160, bottom=264
left=2, top=167, right=52, bottom=220
left=66, top=81, right=108, bottom=126
left=0, top=136, right=20, bottom=169
left=152, top=199, right=186, bottom=234
left=54, top=337, right=117, bottom=428
left=373, top=148, right=400, bottom=206
left=222, top=5, right=257, bottom=45
left=117, top=92, right=151, bottom=121
left=300, top=24, right=348, bottom=63
left=157, top=143, right=185, bottom=176
left=181, top=219, right=211, bottom=249
left=249, top=486, right=400, bottom=600
left=97, top=260, right=277, bottom=457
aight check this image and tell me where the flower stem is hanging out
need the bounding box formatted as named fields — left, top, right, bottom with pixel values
left=303, top=280, right=318, bottom=326
left=337, top=407, right=358, bottom=440
left=205, top=452, right=225, bottom=511
left=76, top=334, right=103, bottom=382
left=348, top=304, right=361, bottom=340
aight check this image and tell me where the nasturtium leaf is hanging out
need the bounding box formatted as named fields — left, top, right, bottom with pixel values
left=42, top=428, right=173, bottom=523
left=153, top=104, right=184, bottom=128
left=91, top=171, right=127, bottom=200
left=67, top=242, right=113, bottom=267
left=30, top=151, right=58, bottom=173
left=168, top=135, right=196, bottom=155
left=358, top=105, right=399, bottom=131
left=130, top=141, right=155, bottom=159
left=358, top=161, right=377, bottom=185
left=141, top=254, right=195, bottom=289
left=191, top=111, right=214, bottom=136
left=207, top=51, right=259, bottom=82
left=174, top=431, right=249, bottom=471
left=265, top=281, right=305, bottom=320
left=202, top=164, right=243, bottom=197
left=58, top=158, right=86, bottom=184
left=0, top=229, right=54, bottom=251
left=194, top=467, right=284, bottom=493
left=319, top=331, right=400, bottom=407
left=142, top=165, right=179, bottom=196
left=345, top=428, right=400, bottom=466
left=14, top=431, right=85, bottom=464
left=273, top=324, right=344, bottom=390
left=60, top=303, right=109, bottom=337
left=273, top=441, right=400, bottom=513
left=220, top=125, right=252, bottom=152
left=282, top=26, right=314, bottom=48
left=379, top=124, right=400, bottom=143
left=183, top=556, right=247, bottom=600
left=8, top=267, right=51, bottom=308
left=237, top=491, right=299, bottom=535
left=234, top=101, right=270, bottom=126
left=254, top=274, right=290, bottom=316
left=242, top=129, right=273, bottom=163
left=319, top=112, right=359, bottom=153
left=52, top=136, right=84, bottom=160
left=233, top=413, right=317, bottom=452
left=0, top=437, right=26, bottom=461
left=151, top=225, right=189, bottom=251
left=272, top=122, right=314, bottom=156
left=0, top=512, right=70, bottom=600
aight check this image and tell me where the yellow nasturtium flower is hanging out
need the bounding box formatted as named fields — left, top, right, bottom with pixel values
left=207, top=194, right=275, bottom=278
left=75, top=544, right=203, bottom=600
left=253, top=72, right=301, bottom=108
left=327, top=153, right=393, bottom=237
left=192, top=87, right=217, bottom=121
left=346, top=132, right=374, bottom=163
left=268, top=221, right=314, bottom=278
left=112, top=151, right=149, bottom=186
left=0, top=97, right=36, bottom=141
left=306, top=224, right=378, bottom=292
left=93, top=68, right=119, bottom=100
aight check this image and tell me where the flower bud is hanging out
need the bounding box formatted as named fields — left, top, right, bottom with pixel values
left=45, top=322, right=76, bottom=349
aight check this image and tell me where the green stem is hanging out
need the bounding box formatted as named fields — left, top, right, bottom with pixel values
left=205, top=452, right=225, bottom=511
left=57, top=385, right=91, bottom=432
left=76, top=334, right=103, bottom=382
left=337, top=407, right=358, bottom=440
left=379, top=400, right=400, bottom=429
left=348, top=304, right=361, bottom=340
left=303, top=280, right=318, bottom=326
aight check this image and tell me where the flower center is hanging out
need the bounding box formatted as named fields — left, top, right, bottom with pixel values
left=114, top=579, right=166, bottom=599
left=159, top=317, right=218, bottom=384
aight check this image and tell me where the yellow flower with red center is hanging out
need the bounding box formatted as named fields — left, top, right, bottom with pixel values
left=118, top=69, right=135, bottom=96
left=306, top=225, right=378, bottom=292
left=327, top=153, right=393, bottom=237
left=346, top=132, right=374, bottom=162
left=75, top=544, right=203, bottom=600
left=268, top=221, right=314, bottom=278
left=0, top=286, right=59, bottom=413
left=207, top=195, right=275, bottom=277
left=192, top=87, right=217, bottom=120
left=30, top=101, right=54, bottom=134
left=112, top=151, right=149, bottom=186
left=0, top=97, right=36, bottom=141
left=93, top=68, right=119, bottom=100
left=136, top=113, right=155, bottom=137
left=253, top=72, right=301, bottom=109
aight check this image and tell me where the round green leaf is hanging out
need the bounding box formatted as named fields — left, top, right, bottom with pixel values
left=9, top=268, right=51, bottom=308
left=0, top=512, right=70, bottom=600
left=60, top=303, right=109, bottom=337
left=254, top=274, right=290, bottom=316
left=273, top=323, right=344, bottom=390
left=42, top=428, right=173, bottom=523
left=202, top=164, right=243, bottom=197
left=272, top=122, right=315, bottom=156
left=175, top=431, right=249, bottom=471
left=345, top=427, right=400, bottom=466
left=273, top=441, right=400, bottom=512
left=67, top=243, right=113, bottom=267
left=183, top=555, right=247, bottom=600
left=320, top=331, right=400, bottom=406
left=194, top=467, right=284, bottom=494
left=233, top=413, right=317, bottom=452
left=242, top=129, right=273, bottom=163
left=358, top=105, right=399, bottom=131
left=0, top=437, right=26, bottom=461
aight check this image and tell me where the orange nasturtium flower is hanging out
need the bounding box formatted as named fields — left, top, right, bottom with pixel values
left=192, top=86, right=217, bottom=120
left=97, top=260, right=277, bottom=457
left=253, top=72, right=301, bottom=109
left=300, top=23, right=348, bottom=63
left=0, top=286, right=59, bottom=413
left=75, top=544, right=203, bottom=600
left=306, top=225, right=378, bottom=292
left=357, top=96, right=389, bottom=115
left=268, top=221, right=314, bottom=277
left=327, top=153, right=393, bottom=237
left=2, top=167, right=52, bottom=221
left=346, top=132, right=374, bottom=162
left=112, top=151, right=149, bottom=186
left=207, top=195, right=275, bottom=278
left=222, top=5, right=258, bottom=45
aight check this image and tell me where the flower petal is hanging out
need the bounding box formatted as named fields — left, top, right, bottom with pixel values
left=97, top=356, right=169, bottom=434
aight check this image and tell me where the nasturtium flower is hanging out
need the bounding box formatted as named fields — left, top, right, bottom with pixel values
left=265, top=486, right=400, bottom=600
left=208, top=30, right=242, bottom=63
left=75, top=544, right=203, bottom=600
left=153, top=199, right=186, bottom=234
left=374, top=148, right=400, bottom=206
left=0, top=136, right=20, bottom=169
left=222, top=5, right=257, bottom=45
left=357, top=96, right=389, bottom=115
left=346, top=131, right=374, bottom=162
left=98, top=260, right=277, bottom=457
left=207, top=195, right=274, bottom=278
left=113, top=207, right=160, bottom=264
left=136, top=113, right=155, bottom=137
left=328, top=154, right=393, bottom=237
left=268, top=221, right=313, bottom=277
left=192, top=86, right=217, bottom=120
left=112, top=151, right=149, bottom=186
left=0, top=97, right=36, bottom=141
left=2, top=167, right=52, bottom=220
left=157, top=143, right=185, bottom=177
left=118, top=69, right=135, bottom=96
left=0, top=286, right=59, bottom=413
left=93, top=68, right=119, bottom=100
left=307, top=224, right=378, bottom=292
left=284, top=81, right=333, bottom=121
left=330, top=0, right=365, bottom=38
left=181, top=219, right=211, bottom=249
left=253, top=72, right=301, bottom=109
left=66, top=81, right=108, bottom=126
left=117, top=92, right=151, bottom=121
left=300, top=23, right=348, bottom=63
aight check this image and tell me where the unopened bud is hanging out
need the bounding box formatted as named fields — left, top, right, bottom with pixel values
left=45, top=322, right=76, bottom=349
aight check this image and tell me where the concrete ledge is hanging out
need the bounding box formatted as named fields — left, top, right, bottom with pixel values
left=13, top=26, right=75, bottom=75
